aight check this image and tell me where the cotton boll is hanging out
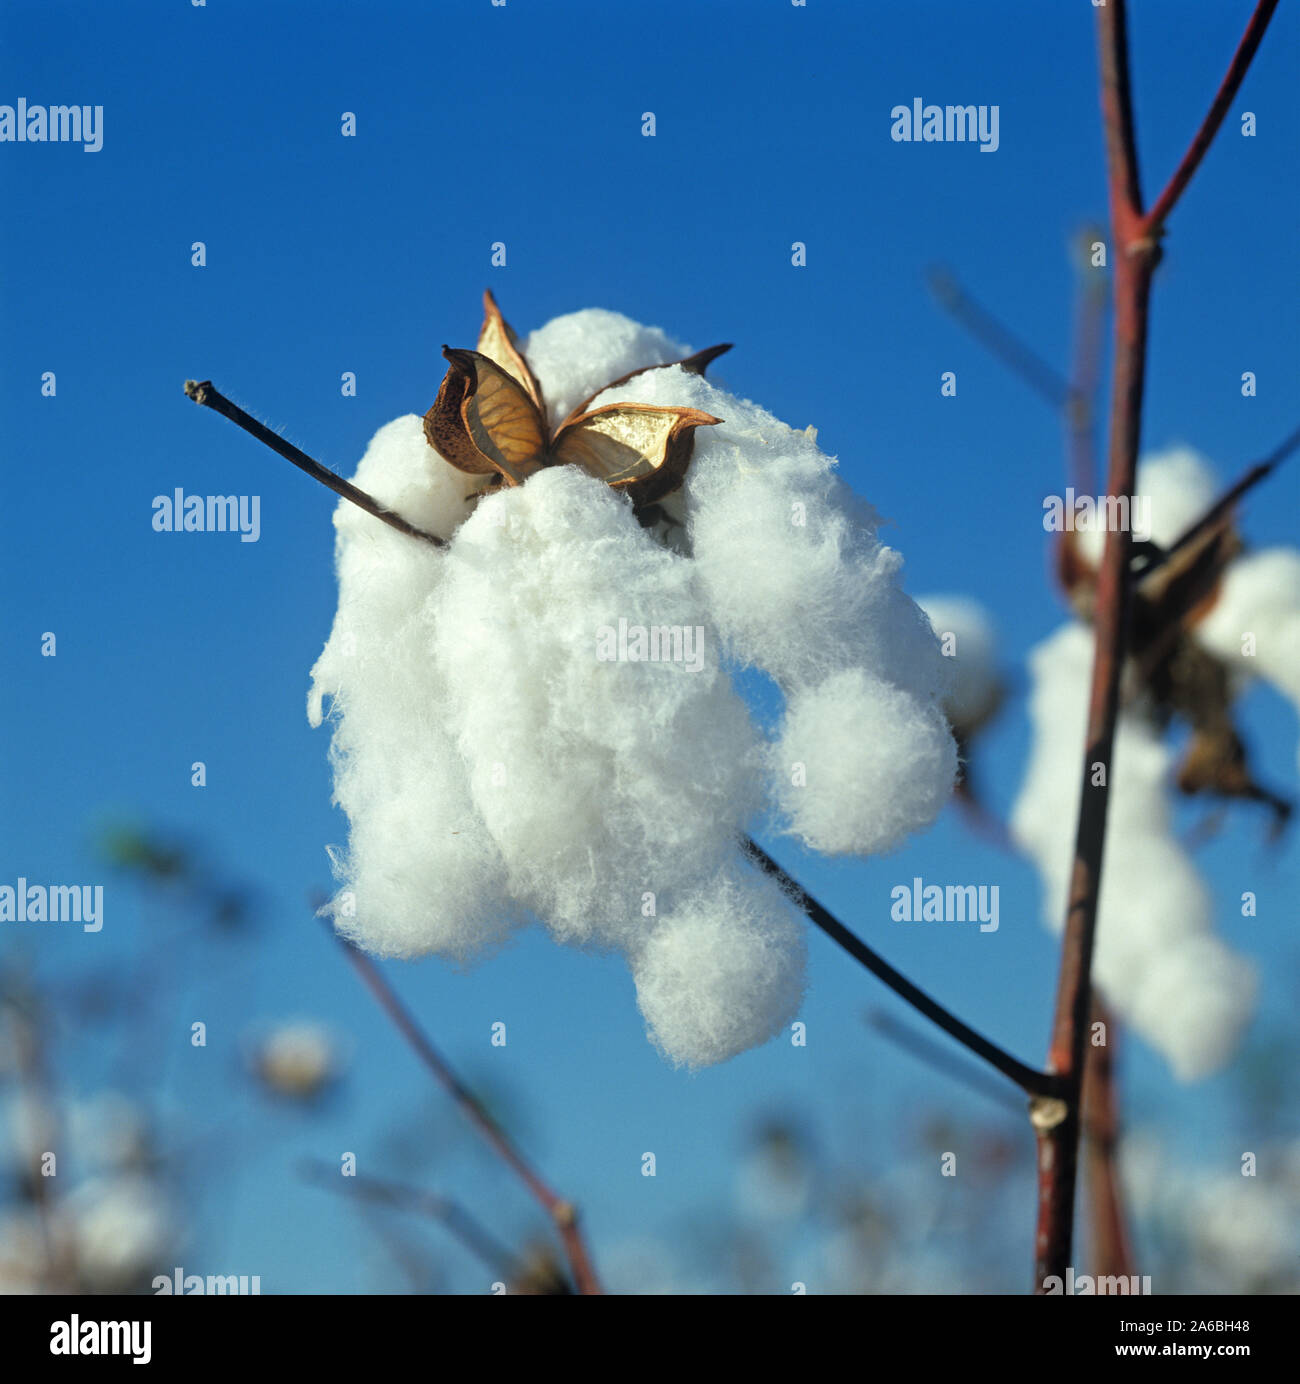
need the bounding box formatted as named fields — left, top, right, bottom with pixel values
left=1129, top=937, right=1257, bottom=1082
left=68, top=1176, right=174, bottom=1289
left=1012, top=622, right=1254, bottom=1077
left=430, top=465, right=763, bottom=946
left=630, top=868, right=805, bottom=1068
left=523, top=308, right=686, bottom=429
left=1074, top=445, right=1219, bottom=567
left=916, top=595, right=1002, bottom=732
left=252, top=1021, right=342, bottom=1100
left=773, top=669, right=956, bottom=856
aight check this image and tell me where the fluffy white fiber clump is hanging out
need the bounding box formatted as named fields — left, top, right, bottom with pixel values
left=1011, top=622, right=1256, bottom=1080
left=309, top=307, right=955, bottom=1067
left=1195, top=547, right=1300, bottom=774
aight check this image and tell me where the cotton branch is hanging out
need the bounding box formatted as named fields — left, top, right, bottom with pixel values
left=184, top=380, right=444, bottom=548
left=1035, top=0, right=1278, bottom=1291
left=299, top=1160, right=521, bottom=1282
left=321, top=921, right=603, bottom=1295
left=743, top=838, right=1061, bottom=1100
left=1141, top=1, right=1281, bottom=239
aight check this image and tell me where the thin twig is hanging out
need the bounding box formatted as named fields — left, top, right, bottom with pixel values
left=1141, top=0, right=1281, bottom=239
left=320, top=920, right=602, bottom=1294
left=926, top=266, right=1075, bottom=410
left=184, top=380, right=445, bottom=547
left=742, top=838, right=1062, bottom=1100
left=863, top=1009, right=1026, bottom=1115
left=1141, top=422, right=1300, bottom=579
left=299, top=1159, right=521, bottom=1281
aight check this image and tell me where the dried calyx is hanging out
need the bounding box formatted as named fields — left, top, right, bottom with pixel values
left=425, top=291, right=730, bottom=512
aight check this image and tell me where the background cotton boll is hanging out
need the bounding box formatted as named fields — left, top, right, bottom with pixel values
left=1074, top=445, right=1219, bottom=566
left=431, top=467, right=763, bottom=945
left=1012, top=621, right=1256, bottom=1077
left=1195, top=549, right=1300, bottom=758
left=916, top=595, right=1002, bottom=733
left=630, top=869, right=806, bottom=1068
left=1129, top=938, right=1257, bottom=1082
left=68, top=1175, right=174, bottom=1289
left=252, top=1020, right=342, bottom=1100
left=773, top=668, right=956, bottom=856
left=522, top=308, right=686, bottom=427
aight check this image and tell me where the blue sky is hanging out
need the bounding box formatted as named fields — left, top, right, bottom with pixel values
left=2, top=0, right=1297, bottom=1292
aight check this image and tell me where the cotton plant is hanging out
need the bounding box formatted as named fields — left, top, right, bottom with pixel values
left=307, top=292, right=957, bottom=1068
left=1012, top=446, right=1300, bottom=1082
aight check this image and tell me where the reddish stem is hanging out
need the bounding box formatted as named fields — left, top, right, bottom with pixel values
left=1142, top=1, right=1281, bottom=239
left=330, top=931, right=603, bottom=1294
left=1034, top=0, right=1277, bottom=1291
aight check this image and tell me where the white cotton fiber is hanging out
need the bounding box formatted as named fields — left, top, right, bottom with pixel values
left=308, top=420, right=519, bottom=961
left=772, top=669, right=956, bottom=856
left=310, top=305, right=955, bottom=1065
left=523, top=309, right=685, bottom=428
left=1011, top=622, right=1256, bottom=1078
left=630, top=866, right=805, bottom=1069
left=1074, top=445, right=1219, bottom=567
left=428, top=464, right=762, bottom=948
left=1129, top=937, right=1258, bottom=1082
left=1195, top=547, right=1300, bottom=772
left=916, top=594, right=1002, bottom=732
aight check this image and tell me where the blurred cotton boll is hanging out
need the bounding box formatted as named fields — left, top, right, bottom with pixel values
left=1195, top=547, right=1300, bottom=773
left=916, top=595, right=1003, bottom=736
left=251, top=1021, right=343, bottom=1101
left=67, top=1175, right=175, bottom=1291
left=310, top=304, right=953, bottom=1066
left=1012, top=622, right=1256, bottom=1079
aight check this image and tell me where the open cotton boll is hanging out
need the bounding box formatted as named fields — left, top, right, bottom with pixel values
left=523, top=308, right=687, bottom=428
left=1074, top=445, right=1219, bottom=567
left=772, top=668, right=956, bottom=856
left=430, top=465, right=763, bottom=947
left=630, top=867, right=805, bottom=1068
left=1012, top=622, right=1253, bottom=1078
left=308, top=422, right=518, bottom=961
left=916, top=594, right=1002, bottom=732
